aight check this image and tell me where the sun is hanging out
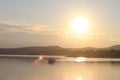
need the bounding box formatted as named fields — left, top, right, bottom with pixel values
left=71, top=16, right=90, bottom=34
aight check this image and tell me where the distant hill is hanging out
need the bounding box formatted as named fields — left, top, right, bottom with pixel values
left=74, top=45, right=120, bottom=51
left=79, top=47, right=99, bottom=51
left=0, top=46, right=72, bottom=55
left=0, top=45, right=120, bottom=58
left=106, top=45, right=120, bottom=50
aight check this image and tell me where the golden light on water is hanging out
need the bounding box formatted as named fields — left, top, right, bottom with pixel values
left=71, top=16, right=90, bottom=34
left=75, top=57, right=86, bottom=62
left=77, top=77, right=83, bottom=80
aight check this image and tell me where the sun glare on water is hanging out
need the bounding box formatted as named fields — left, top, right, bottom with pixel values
left=75, top=57, right=86, bottom=62
left=71, top=16, right=90, bottom=34
left=77, top=77, right=83, bottom=80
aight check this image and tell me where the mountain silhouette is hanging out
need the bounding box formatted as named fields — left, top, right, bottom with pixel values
left=0, top=45, right=120, bottom=58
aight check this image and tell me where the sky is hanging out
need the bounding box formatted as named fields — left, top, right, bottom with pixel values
left=0, top=0, right=120, bottom=48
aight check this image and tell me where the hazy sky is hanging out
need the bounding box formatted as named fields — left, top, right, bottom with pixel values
left=0, top=0, right=120, bottom=48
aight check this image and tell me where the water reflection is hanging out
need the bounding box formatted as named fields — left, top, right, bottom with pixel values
left=77, top=77, right=83, bottom=80
left=75, top=57, right=86, bottom=62
left=0, top=58, right=120, bottom=80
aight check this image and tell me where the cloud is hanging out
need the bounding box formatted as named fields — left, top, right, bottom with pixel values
left=0, top=21, right=63, bottom=36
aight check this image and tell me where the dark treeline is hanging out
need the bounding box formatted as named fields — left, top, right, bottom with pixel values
left=70, top=49, right=120, bottom=58
left=0, top=46, right=120, bottom=58
left=0, top=46, right=72, bottom=55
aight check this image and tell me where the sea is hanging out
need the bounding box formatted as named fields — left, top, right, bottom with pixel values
left=0, top=57, right=120, bottom=80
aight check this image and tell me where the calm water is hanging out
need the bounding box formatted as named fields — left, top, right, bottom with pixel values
left=0, top=58, right=120, bottom=80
